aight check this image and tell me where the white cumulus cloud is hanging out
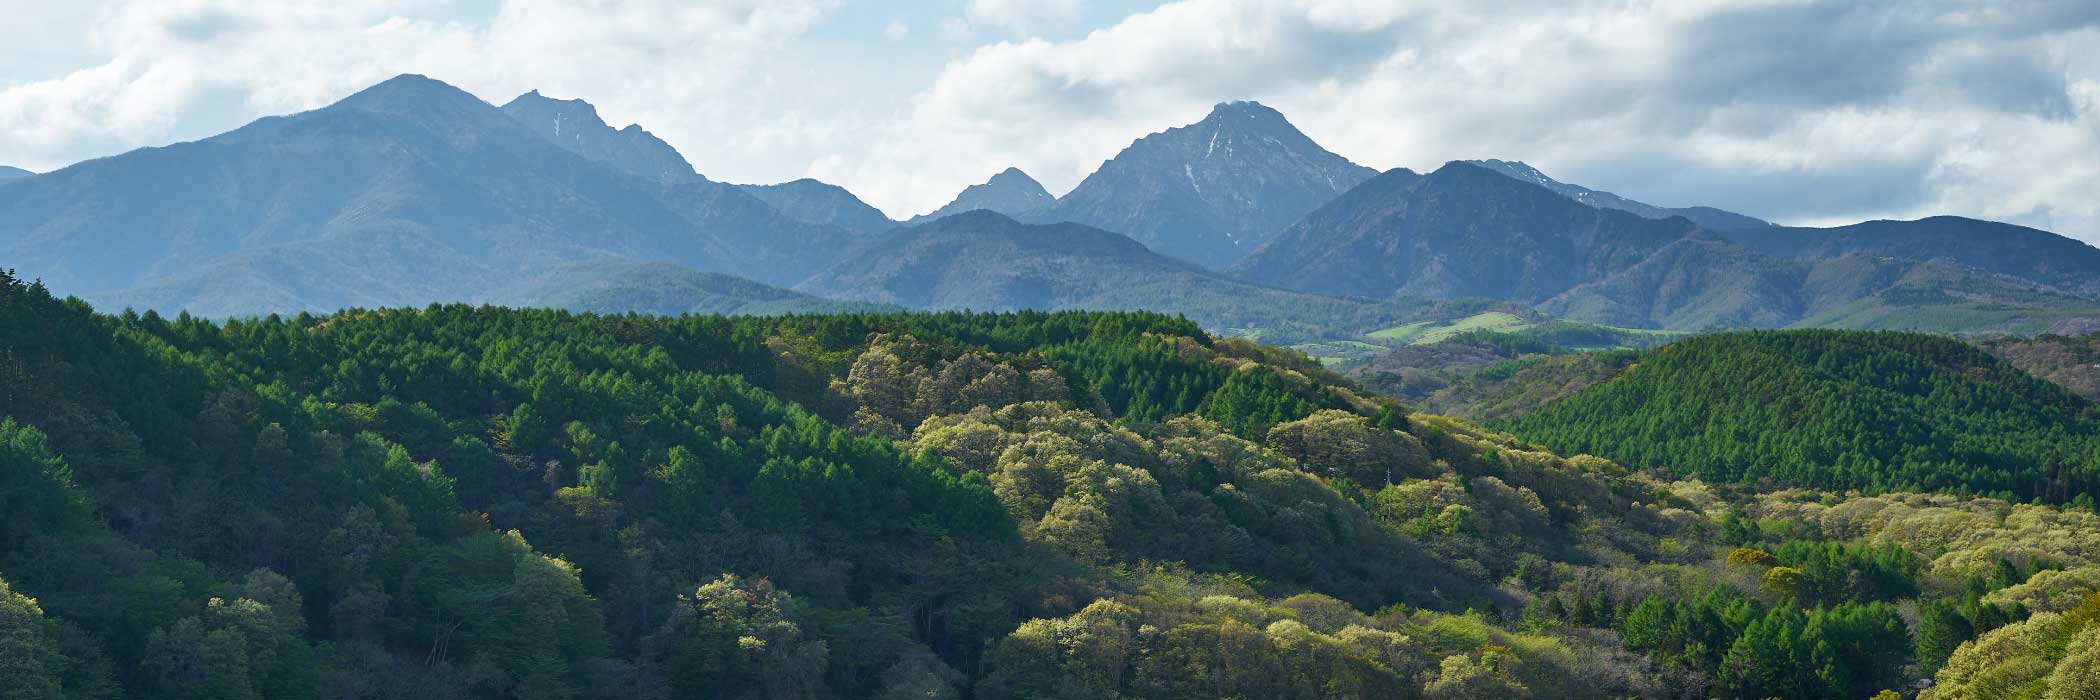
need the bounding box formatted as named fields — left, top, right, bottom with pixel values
left=0, top=0, right=833, bottom=181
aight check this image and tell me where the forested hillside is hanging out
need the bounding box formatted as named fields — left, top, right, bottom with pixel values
left=1504, top=330, right=2100, bottom=503
left=4, top=272, right=2098, bottom=699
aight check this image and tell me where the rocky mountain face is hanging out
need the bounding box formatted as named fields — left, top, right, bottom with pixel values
left=737, top=179, right=897, bottom=235
left=907, top=167, right=1055, bottom=224
left=1030, top=101, right=1377, bottom=269
left=499, top=90, right=697, bottom=183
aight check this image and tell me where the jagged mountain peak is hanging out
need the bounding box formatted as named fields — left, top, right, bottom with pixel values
left=500, top=89, right=696, bottom=183
left=505, top=89, right=603, bottom=120
left=1033, top=101, right=1378, bottom=268
left=1203, top=99, right=1289, bottom=124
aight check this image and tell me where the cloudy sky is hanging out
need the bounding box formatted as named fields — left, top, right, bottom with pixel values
left=4, top=0, right=2099, bottom=241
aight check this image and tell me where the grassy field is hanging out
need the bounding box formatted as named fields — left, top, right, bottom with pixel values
left=1367, top=311, right=1535, bottom=344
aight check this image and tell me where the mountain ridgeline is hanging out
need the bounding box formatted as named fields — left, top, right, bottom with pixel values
left=735, top=179, right=898, bottom=236
left=1237, top=161, right=2100, bottom=333
left=1028, top=100, right=1378, bottom=268
left=907, top=167, right=1055, bottom=224
left=795, top=210, right=1406, bottom=342
left=1469, top=159, right=1772, bottom=231
left=1236, top=163, right=1702, bottom=303
left=0, top=75, right=851, bottom=317
left=5, top=72, right=2100, bottom=340
left=499, top=89, right=699, bottom=183
left=1714, top=217, right=2100, bottom=298
left=486, top=257, right=896, bottom=316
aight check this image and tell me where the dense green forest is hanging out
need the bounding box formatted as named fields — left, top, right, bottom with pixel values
left=1504, top=330, right=2100, bottom=504
left=3, top=271, right=2098, bottom=699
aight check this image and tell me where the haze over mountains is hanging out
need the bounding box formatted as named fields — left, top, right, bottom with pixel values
left=3, top=72, right=2100, bottom=338
left=735, top=179, right=898, bottom=236
left=488, top=257, right=893, bottom=316
left=0, top=75, right=849, bottom=317
left=796, top=210, right=1405, bottom=339
left=1236, top=161, right=2100, bottom=333
left=0, top=166, right=31, bottom=181
left=1236, top=163, right=1703, bottom=303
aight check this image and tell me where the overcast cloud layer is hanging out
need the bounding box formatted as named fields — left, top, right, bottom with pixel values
left=3, top=0, right=2097, bottom=242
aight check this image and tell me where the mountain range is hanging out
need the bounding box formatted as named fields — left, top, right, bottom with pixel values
left=0, top=75, right=850, bottom=317
left=1236, top=163, right=1703, bottom=302
left=4, top=72, right=2100, bottom=339
left=1468, top=159, right=1771, bottom=231
left=0, top=166, right=31, bottom=181
left=1023, top=101, right=1378, bottom=268
left=796, top=210, right=1405, bottom=340
left=487, top=257, right=893, bottom=316
left=1236, top=161, right=2100, bottom=333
